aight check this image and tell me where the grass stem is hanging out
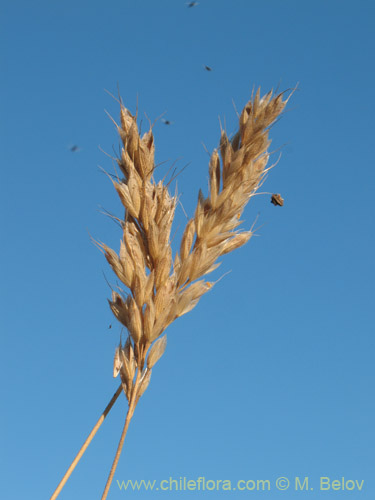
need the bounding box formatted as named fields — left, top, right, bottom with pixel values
left=101, top=371, right=142, bottom=499
left=49, top=384, right=122, bottom=500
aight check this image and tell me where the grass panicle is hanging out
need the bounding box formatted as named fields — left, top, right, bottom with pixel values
left=99, top=89, right=289, bottom=498
left=50, top=88, right=290, bottom=500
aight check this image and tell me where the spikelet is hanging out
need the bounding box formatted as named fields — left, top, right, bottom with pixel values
left=137, top=369, right=152, bottom=399
left=113, top=344, right=122, bottom=378
left=180, top=219, right=195, bottom=261
left=147, top=335, right=167, bottom=369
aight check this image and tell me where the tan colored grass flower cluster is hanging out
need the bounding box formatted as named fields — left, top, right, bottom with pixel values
left=50, top=88, right=290, bottom=500
left=94, top=88, right=289, bottom=500
left=98, top=89, right=288, bottom=405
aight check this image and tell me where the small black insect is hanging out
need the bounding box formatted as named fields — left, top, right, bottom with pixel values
left=186, top=1, right=198, bottom=7
left=271, top=193, right=284, bottom=206
left=161, top=118, right=172, bottom=125
left=204, top=65, right=212, bottom=72
left=70, top=145, right=80, bottom=152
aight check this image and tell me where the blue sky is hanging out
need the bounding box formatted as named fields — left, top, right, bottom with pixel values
left=1, top=0, right=375, bottom=499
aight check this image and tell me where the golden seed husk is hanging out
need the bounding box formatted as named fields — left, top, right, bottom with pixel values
left=129, top=298, right=142, bottom=344
left=180, top=219, right=195, bottom=261
left=147, top=335, right=167, bottom=369
left=113, top=346, right=122, bottom=378
left=137, top=369, right=152, bottom=398
left=119, top=349, right=133, bottom=388
left=221, top=231, right=253, bottom=255
left=143, top=299, right=156, bottom=342
left=108, top=292, right=130, bottom=328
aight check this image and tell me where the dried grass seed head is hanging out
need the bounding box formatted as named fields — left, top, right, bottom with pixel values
left=101, top=89, right=289, bottom=388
